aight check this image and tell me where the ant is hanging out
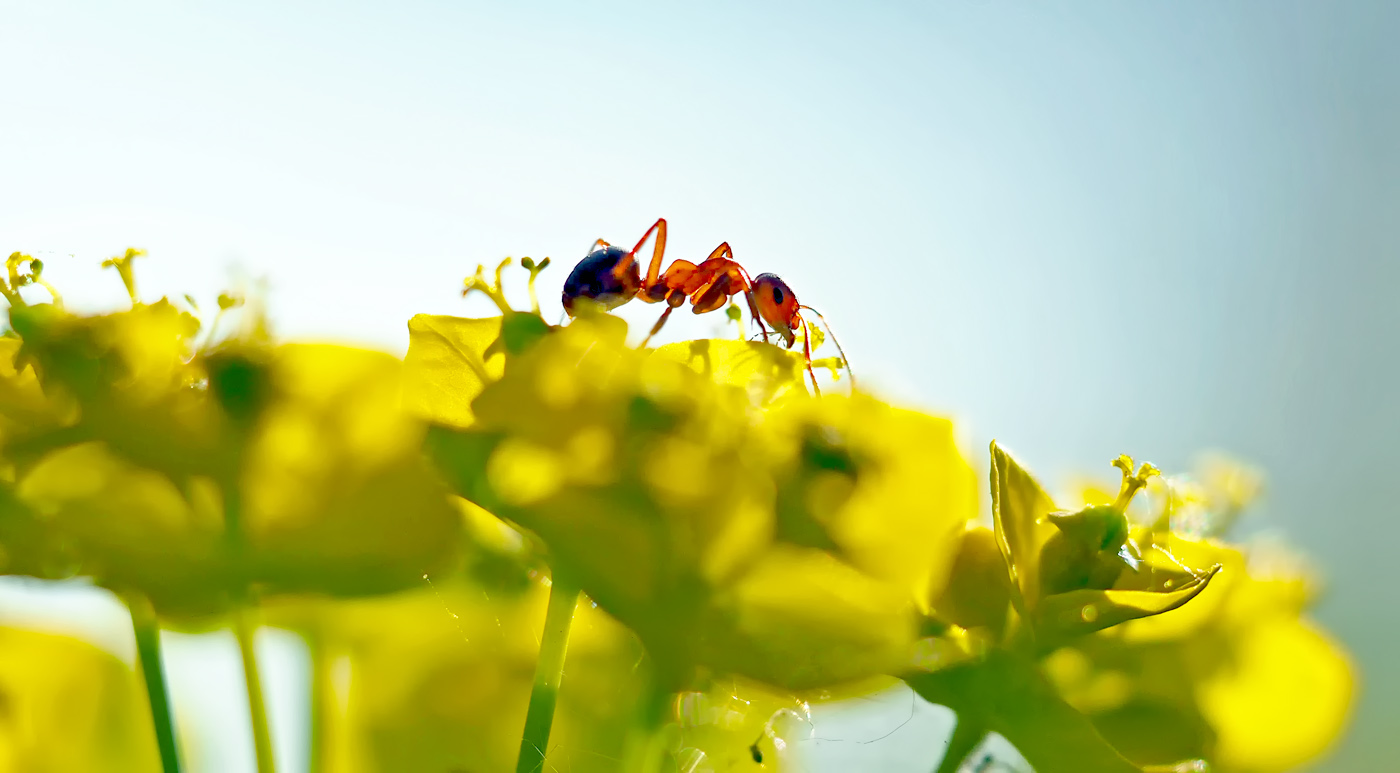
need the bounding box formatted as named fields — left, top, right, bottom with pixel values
left=561, top=218, right=768, bottom=346
left=562, top=218, right=852, bottom=394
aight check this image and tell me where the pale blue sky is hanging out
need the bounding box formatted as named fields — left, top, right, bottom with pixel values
left=2, top=2, right=1396, bottom=770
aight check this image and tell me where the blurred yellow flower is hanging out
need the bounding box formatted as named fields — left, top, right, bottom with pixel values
left=0, top=250, right=1360, bottom=773
left=266, top=574, right=643, bottom=773
left=4, top=296, right=463, bottom=614
left=0, top=626, right=161, bottom=772
left=1046, top=536, right=1354, bottom=772
left=0, top=336, right=70, bottom=454
left=270, top=571, right=884, bottom=773
left=413, top=310, right=977, bottom=691
left=239, top=344, right=463, bottom=597
left=986, top=443, right=1221, bottom=647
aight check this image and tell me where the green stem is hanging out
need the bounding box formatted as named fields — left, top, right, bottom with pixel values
left=307, top=628, right=329, bottom=773
left=515, top=576, right=581, bottom=773
left=933, top=713, right=988, bottom=773
left=129, top=595, right=182, bottom=773
left=235, top=609, right=278, bottom=773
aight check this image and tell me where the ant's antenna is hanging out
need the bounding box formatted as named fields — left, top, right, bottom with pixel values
left=800, top=305, right=855, bottom=391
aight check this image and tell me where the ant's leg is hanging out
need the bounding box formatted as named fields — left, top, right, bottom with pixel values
left=701, top=242, right=734, bottom=264
left=730, top=262, right=765, bottom=332
left=640, top=307, right=673, bottom=347
left=743, top=289, right=770, bottom=344
left=690, top=273, right=735, bottom=314
left=668, top=242, right=733, bottom=293
left=588, top=238, right=610, bottom=252
left=632, top=218, right=669, bottom=287
left=683, top=258, right=749, bottom=314
left=641, top=259, right=697, bottom=304
left=640, top=296, right=685, bottom=347
left=645, top=239, right=728, bottom=301
left=693, top=249, right=768, bottom=342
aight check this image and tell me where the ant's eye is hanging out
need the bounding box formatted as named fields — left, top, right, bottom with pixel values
left=771, top=286, right=784, bottom=304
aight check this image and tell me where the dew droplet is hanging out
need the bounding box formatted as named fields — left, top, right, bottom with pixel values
left=1080, top=604, right=1099, bottom=623
left=764, top=704, right=814, bottom=754
left=674, top=747, right=711, bottom=773
left=674, top=691, right=711, bottom=728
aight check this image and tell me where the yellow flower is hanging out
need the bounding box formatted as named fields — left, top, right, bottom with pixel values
left=0, top=626, right=161, bottom=772
left=237, top=344, right=463, bottom=598
left=412, top=308, right=977, bottom=690
left=909, top=445, right=1232, bottom=773
left=6, top=300, right=217, bottom=481
left=17, top=441, right=230, bottom=616
left=1045, top=537, right=1354, bottom=772
left=0, top=336, right=71, bottom=454
left=4, top=276, right=463, bottom=614
left=264, top=574, right=643, bottom=773
left=983, top=443, right=1221, bottom=647
left=270, top=573, right=888, bottom=773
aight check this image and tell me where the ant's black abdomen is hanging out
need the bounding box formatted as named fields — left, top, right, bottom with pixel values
left=562, top=246, right=642, bottom=315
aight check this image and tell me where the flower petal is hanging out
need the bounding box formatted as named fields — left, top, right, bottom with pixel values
left=403, top=314, right=505, bottom=428
left=989, top=442, right=1059, bottom=615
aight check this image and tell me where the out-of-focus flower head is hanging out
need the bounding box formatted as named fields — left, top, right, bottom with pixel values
left=264, top=573, right=644, bottom=773
left=1148, top=454, right=1266, bottom=541
left=410, top=259, right=979, bottom=692
left=1043, top=463, right=1353, bottom=773
left=935, top=444, right=1223, bottom=651
left=0, top=249, right=464, bottom=618
left=909, top=446, right=1232, bottom=773
left=0, top=626, right=161, bottom=771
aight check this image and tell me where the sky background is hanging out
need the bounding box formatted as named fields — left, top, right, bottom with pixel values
left=1, top=1, right=1396, bottom=771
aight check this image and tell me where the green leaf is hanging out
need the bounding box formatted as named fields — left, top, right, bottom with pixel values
left=0, top=479, right=69, bottom=579
left=499, top=311, right=552, bottom=356
left=989, top=441, right=1058, bottom=617
left=1034, top=565, right=1223, bottom=645
left=422, top=424, right=504, bottom=509
left=650, top=339, right=806, bottom=404
left=403, top=314, right=504, bottom=428
left=904, top=651, right=1146, bottom=773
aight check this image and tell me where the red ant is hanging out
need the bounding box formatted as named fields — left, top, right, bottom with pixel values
left=561, top=218, right=767, bottom=346
left=562, top=218, right=852, bottom=393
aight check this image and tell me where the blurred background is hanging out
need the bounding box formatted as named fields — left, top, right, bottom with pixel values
left=1, top=1, right=1394, bottom=770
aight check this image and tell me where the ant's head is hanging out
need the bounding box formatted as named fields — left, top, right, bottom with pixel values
left=752, top=273, right=801, bottom=348
left=561, top=245, right=642, bottom=316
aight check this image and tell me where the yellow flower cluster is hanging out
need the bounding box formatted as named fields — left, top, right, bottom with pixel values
left=917, top=446, right=1353, bottom=773
left=1, top=255, right=462, bottom=616
left=411, top=310, right=975, bottom=692
left=0, top=252, right=1355, bottom=773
